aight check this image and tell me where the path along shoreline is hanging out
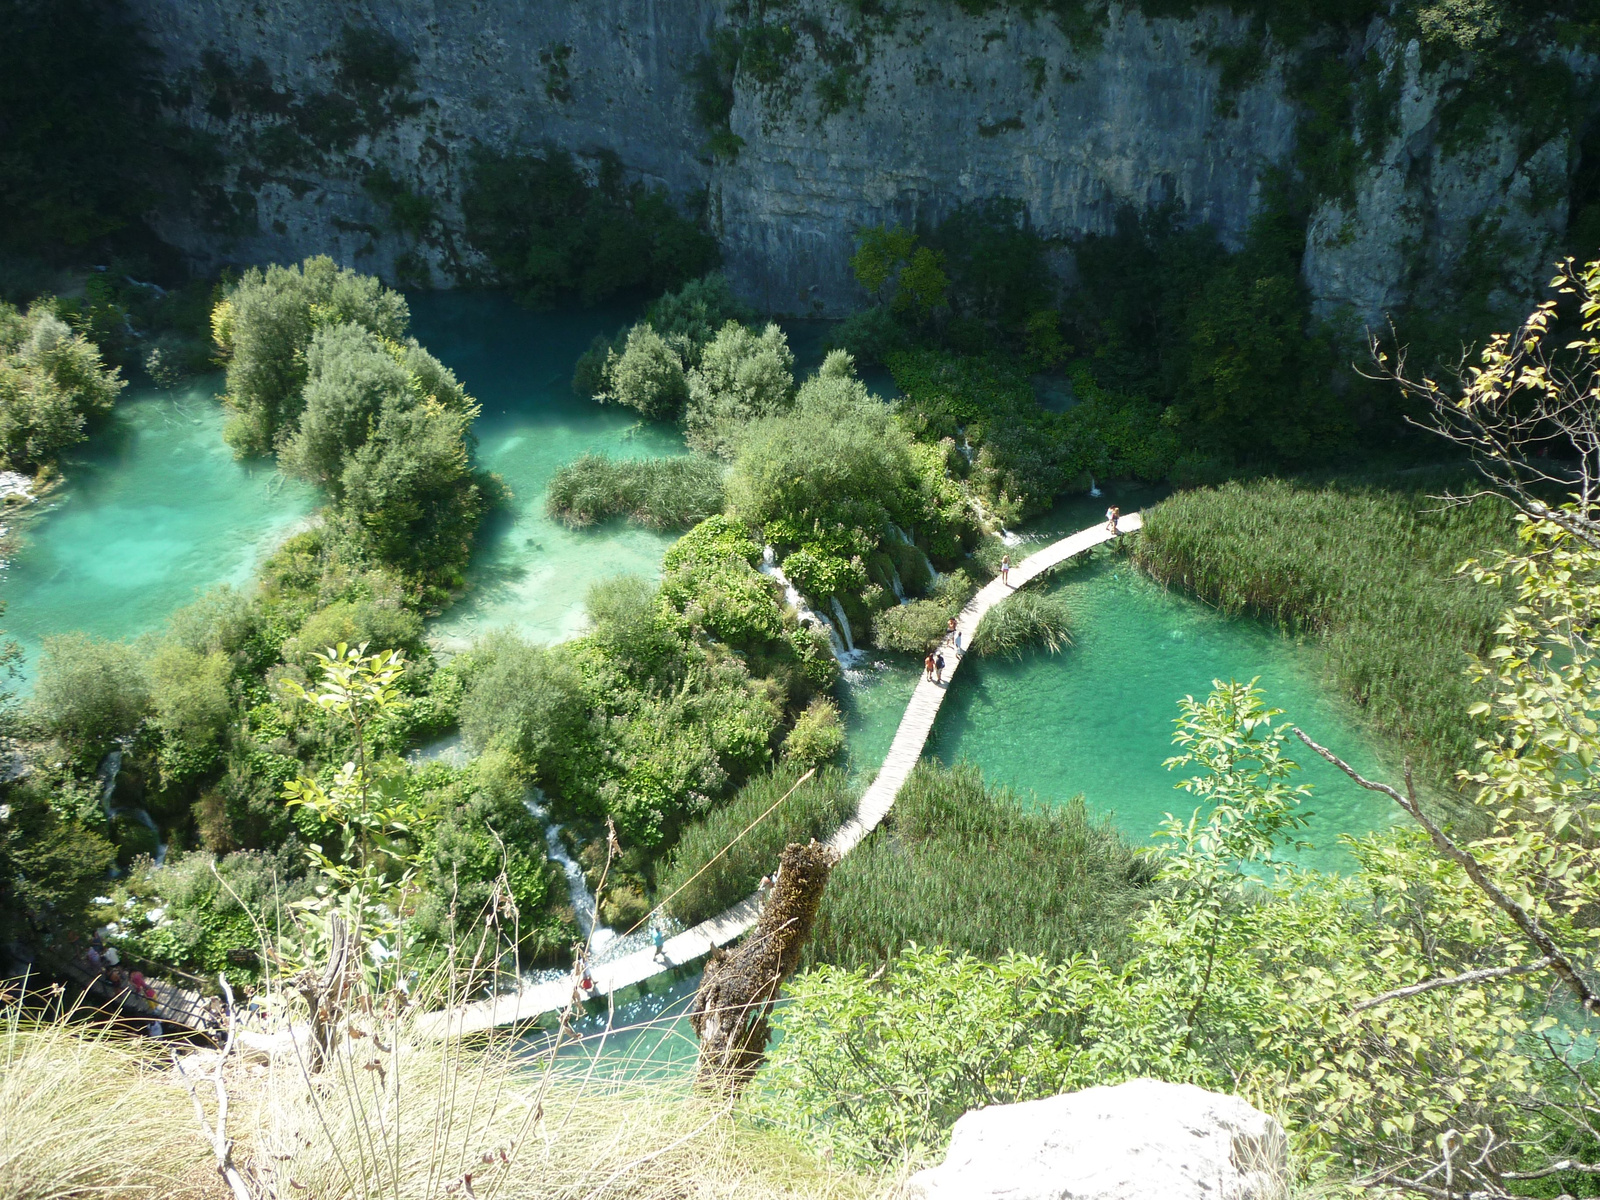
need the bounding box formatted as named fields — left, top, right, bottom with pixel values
left=415, top=511, right=1142, bottom=1039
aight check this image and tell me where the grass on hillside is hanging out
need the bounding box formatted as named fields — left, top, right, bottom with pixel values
left=1, top=1003, right=211, bottom=1199
left=1132, top=478, right=1514, bottom=784
left=660, top=764, right=857, bottom=927
left=805, top=761, right=1153, bottom=969
left=547, top=452, right=725, bottom=529
left=2, top=988, right=885, bottom=1200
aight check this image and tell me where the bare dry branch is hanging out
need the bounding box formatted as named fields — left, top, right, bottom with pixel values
left=1351, top=958, right=1554, bottom=1011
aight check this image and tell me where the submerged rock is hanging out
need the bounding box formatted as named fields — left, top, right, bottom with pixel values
left=906, top=1078, right=1287, bottom=1200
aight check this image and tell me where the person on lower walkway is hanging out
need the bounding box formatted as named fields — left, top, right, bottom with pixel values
left=934, top=651, right=946, bottom=684
left=947, top=616, right=962, bottom=653
left=1107, top=505, right=1121, bottom=534
left=924, top=653, right=935, bottom=681
left=652, top=927, right=667, bottom=963
left=1000, top=554, right=1011, bottom=585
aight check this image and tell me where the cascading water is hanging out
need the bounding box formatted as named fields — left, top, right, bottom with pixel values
left=889, top=565, right=907, bottom=605
left=1088, top=474, right=1103, bottom=498
left=98, top=746, right=168, bottom=868
left=759, top=546, right=860, bottom=667
left=523, top=794, right=610, bottom=947
left=829, top=597, right=856, bottom=654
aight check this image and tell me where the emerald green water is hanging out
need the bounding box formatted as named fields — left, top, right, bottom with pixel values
left=842, top=489, right=1399, bottom=872
left=406, top=292, right=687, bottom=652
left=0, top=381, right=315, bottom=686
left=1, top=294, right=1396, bottom=872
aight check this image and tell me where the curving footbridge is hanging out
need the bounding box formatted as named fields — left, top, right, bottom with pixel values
left=418, top=512, right=1141, bottom=1039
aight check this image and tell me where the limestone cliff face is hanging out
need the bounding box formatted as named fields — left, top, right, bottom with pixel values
left=126, top=0, right=1578, bottom=326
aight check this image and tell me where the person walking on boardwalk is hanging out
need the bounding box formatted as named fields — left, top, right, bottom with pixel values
left=934, top=651, right=946, bottom=684
left=947, top=615, right=962, bottom=652
left=924, top=652, right=935, bottom=681
left=1106, top=505, right=1120, bottom=534
left=1000, top=553, right=1011, bottom=585
left=652, top=926, right=667, bottom=963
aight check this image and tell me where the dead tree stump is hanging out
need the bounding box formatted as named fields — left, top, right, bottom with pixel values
left=689, top=839, right=837, bottom=1090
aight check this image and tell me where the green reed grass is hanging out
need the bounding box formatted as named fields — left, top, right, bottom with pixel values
left=1132, top=477, right=1515, bottom=783
left=547, top=452, right=725, bottom=529
left=660, top=764, right=857, bottom=927
left=805, top=761, right=1152, bottom=969
left=972, top=588, right=1072, bottom=659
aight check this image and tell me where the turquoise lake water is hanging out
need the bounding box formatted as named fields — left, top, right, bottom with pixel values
left=840, top=487, right=1399, bottom=872
left=0, top=381, right=316, bottom=685
left=405, top=292, right=687, bottom=652
left=0, top=293, right=1394, bottom=868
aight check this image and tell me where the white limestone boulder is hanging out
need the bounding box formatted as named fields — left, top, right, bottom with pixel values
left=905, top=1078, right=1288, bottom=1200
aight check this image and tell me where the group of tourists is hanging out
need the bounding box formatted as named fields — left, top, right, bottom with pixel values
left=84, top=938, right=159, bottom=1006
left=924, top=615, right=964, bottom=685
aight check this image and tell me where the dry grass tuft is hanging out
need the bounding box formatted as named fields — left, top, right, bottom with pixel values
left=1, top=1000, right=213, bottom=1200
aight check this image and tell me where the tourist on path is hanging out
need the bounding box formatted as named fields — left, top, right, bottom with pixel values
left=652, top=927, right=667, bottom=963
left=934, top=652, right=946, bottom=684
left=1000, top=553, right=1011, bottom=585
left=924, top=653, right=935, bottom=681
left=947, top=616, right=962, bottom=652
left=1106, top=505, right=1120, bottom=534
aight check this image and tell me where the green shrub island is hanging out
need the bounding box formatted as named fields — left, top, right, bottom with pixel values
left=0, top=301, right=124, bottom=470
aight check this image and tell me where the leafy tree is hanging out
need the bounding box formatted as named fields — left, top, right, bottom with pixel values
left=145, top=641, right=233, bottom=791
left=458, top=631, right=592, bottom=789
left=0, top=783, right=116, bottom=944
left=0, top=302, right=124, bottom=469
left=212, top=256, right=409, bottom=455
left=849, top=225, right=918, bottom=303
left=781, top=697, right=844, bottom=767
left=281, top=323, right=412, bottom=486
left=684, top=320, right=796, bottom=456
left=31, top=632, right=149, bottom=757
left=596, top=322, right=689, bottom=420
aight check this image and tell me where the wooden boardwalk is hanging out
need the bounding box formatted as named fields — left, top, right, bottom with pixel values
left=418, top=512, right=1141, bottom=1039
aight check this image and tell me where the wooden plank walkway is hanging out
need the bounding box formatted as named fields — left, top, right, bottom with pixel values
left=418, top=512, right=1141, bottom=1039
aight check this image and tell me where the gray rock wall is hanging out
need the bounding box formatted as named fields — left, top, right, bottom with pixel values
left=126, top=0, right=1578, bottom=326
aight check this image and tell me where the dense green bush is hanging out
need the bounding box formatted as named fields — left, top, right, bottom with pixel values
left=871, top=570, right=976, bottom=653
left=461, top=146, right=717, bottom=309
left=594, top=323, right=688, bottom=419
left=728, top=359, right=921, bottom=588
left=457, top=631, right=592, bottom=792
left=214, top=258, right=487, bottom=587
left=972, top=587, right=1072, bottom=658
left=806, top=761, right=1150, bottom=968
left=213, top=256, right=408, bottom=455
left=0, top=302, right=123, bottom=469
left=572, top=273, right=749, bottom=400
left=0, top=781, right=116, bottom=944
left=31, top=633, right=149, bottom=758
left=408, top=757, right=574, bottom=962
left=546, top=453, right=724, bottom=528
left=684, top=321, right=796, bottom=456
left=782, top=697, right=845, bottom=768
left=1133, top=477, right=1515, bottom=780
left=659, top=763, right=856, bottom=926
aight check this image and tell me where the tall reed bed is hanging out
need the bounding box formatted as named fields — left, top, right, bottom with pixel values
left=806, top=762, right=1151, bottom=969
left=660, top=764, right=857, bottom=927
left=547, top=452, right=724, bottom=529
left=972, top=588, right=1072, bottom=658
left=1132, top=478, right=1514, bottom=781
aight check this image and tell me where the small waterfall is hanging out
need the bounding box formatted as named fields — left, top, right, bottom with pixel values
left=96, top=749, right=122, bottom=816
left=829, top=597, right=856, bottom=654
left=889, top=564, right=907, bottom=605
left=97, top=748, right=168, bottom=867
left=760, top=546, right=859, bottom=667
left=523, top=793, right=619, bottom=954
left=887, top=525, right=942, bottom=590
left=1088, top=474, right=1102, bottom=498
